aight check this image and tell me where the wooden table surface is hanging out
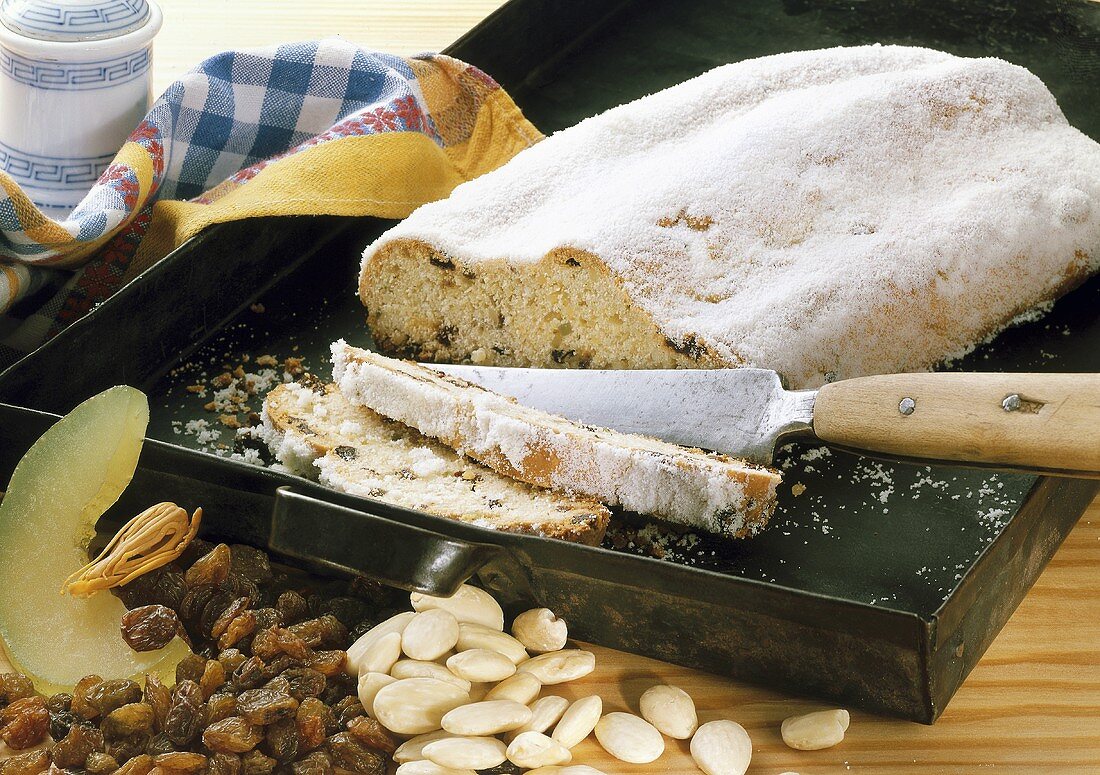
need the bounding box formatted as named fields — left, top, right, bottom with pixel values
left=36, top=2, right=1092, bottom=773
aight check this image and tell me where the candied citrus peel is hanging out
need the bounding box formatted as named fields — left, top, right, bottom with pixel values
left=63, top=501, right=202, bottom=598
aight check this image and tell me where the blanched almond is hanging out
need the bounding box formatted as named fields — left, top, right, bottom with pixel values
left=690, top=719, right=752, bottom=775
left=551, top=695, right=602, bottom=748
left=390, top=659, right=472, bottom=692
left=505, top=695, right=569, bottom=742
left=456, top=623, right=529, bottom=664
left=447, top=649, right=516, bottom=683
left=402, top=609, right=461, bottom=661
left=517, top=650, right=595, bottom=684
left=411, top=585, right=504, bottom=630
left=511, top=608, right=568, bottom=653
left=355, top=631, right=402, bottom=675
left=483, top=672, right=542, bottom=704
left=346, top=611, right=415, bottom=676
left=441, top=700, right=532, bottom=736
left=393, top=730, right=456, bottom=763
left=372, top=678, right=470, bottom=735
left=639, top=684, right=697, bottom=739
left=356, top=671, right=395, bottom=717
left=395, top=761, right=475, bottom=775
left=781, top=709, right=849, bottom=751
left=423, top=736, right=507, bottom=770
left=506, top=731, right=572, bottom=768
left=593, top=712, right=664, bottom=763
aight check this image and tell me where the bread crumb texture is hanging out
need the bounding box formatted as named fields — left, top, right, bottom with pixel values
left=359, top=45, right=1100, bottom=389
left=261, top=380, right=611, bottom=544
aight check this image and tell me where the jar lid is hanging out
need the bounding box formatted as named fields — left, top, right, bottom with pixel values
left=0, top=0, right=151, bottom=42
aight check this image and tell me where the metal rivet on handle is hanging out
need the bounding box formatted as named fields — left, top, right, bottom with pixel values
left=1002, top=394, right=1021, bottom=412
left=898, top=397, right=916, bottom=416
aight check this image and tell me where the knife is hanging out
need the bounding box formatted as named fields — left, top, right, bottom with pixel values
left=428, top=365, right=1100, bottom=478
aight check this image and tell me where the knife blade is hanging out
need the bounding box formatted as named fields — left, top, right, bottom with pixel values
left=430, top=364, right=816, bottom=465
left=427, top=365, right=1100, bottom=478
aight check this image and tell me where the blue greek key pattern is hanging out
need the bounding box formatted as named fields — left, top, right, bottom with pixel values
left=0, top=141, right=113, bottom=191
left=0, top=0, right=149, bottom=38
left=0, top=45, right=150, bottom=91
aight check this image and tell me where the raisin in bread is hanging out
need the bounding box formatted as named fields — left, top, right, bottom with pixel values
left=261, top=381, right=610, bottom=545
left=331, top=342, right=781, bottom=538
left=357, top=45, right=1100, bottom=389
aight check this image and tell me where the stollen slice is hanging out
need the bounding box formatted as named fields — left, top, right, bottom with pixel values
left=331, top=341, right=782, bottom=538
left=261, top=380, right=610, bottom=545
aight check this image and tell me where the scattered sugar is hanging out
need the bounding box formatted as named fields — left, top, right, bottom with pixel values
left=365, top=45, right=1100, bottom=390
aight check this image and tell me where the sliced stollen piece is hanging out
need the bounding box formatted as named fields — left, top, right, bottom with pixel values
left=261, top=381, right=610, bottom=544
left=331, top=343, right=781, bottom=537
left=358, top=45, right=1100, bottom=390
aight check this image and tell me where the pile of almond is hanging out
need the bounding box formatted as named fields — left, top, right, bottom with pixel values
left=345, top=584, right=847, bottom=775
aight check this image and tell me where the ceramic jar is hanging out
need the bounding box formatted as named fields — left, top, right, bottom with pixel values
left=0, top=0, right=162, bottom=217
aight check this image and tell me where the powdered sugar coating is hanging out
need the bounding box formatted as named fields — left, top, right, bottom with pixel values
left=361, top=45, right=1100, bottom=388
left=332, top=342, right=780, bottom=536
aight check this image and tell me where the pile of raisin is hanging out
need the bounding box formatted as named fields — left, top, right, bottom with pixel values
left=0, top=541, right=407, bottom=775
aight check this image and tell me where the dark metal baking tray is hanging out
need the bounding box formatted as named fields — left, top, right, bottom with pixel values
left=1, top=0, right=1099, bottom=722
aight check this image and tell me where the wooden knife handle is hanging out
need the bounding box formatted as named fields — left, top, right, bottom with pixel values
left=813, top=373, right=1100, bottom=477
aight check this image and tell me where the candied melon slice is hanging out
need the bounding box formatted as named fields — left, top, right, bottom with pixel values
left=0, top=386, right=190, bottom=694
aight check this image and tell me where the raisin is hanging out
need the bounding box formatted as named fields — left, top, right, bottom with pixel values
left=49, top=723, right=105, bottom=768
left=144, top=731, right=176, bottom=757
left=72, top=675, right=105, bottom=719
left=345, top=718, right=396, bottom=754
left=296, top=699, right=337, bottom=740
left=290, top=751, right=332, bottom=775
left=165, top=680, right=204, bottom=746
left=251, top=608, right=283, bottom=632
left=261, top=718, right=299, bottom=762
left=344, top=576, right=390, bottom=606
left=200, top=660, right=227, bottom=700
left=179, top=538, right=217, bottom=569
left=303, top=652, right=345, bottom=678
left=85, top=751, right=120, bottom=775
left=274, top=592, right=310, bottom=626
left=480, top=764, right=524, bottom=775
left=106, top=732, right=151, bottom=764
left=49, top=708, right=83, bottom=741
left=176, top=655, right=209, bottom=685
left=324, top=733, right=384, bottom=775
left=231, top=657, right=267, bottom=692
left=318, top=598, right=365, bottom=629
left=294, top=710, right=326, bottom=752
left=0, top=695, right=49, bottom=749
left=86, top=679, right=143, bottom=718
left=113, top=753, right=154, bottom=775
left=45, top=692, right=72, bottom=714
left=240, top=751, right=276, bottom=775
left=260, top=656, right=301, bottom=683
left=121, top=605, right=182, bottom=652
left=0, top=749, right=50, bottom=775
left=236, top=689, right=298, bottom=726
left=202, top=717, right=263, bottom=754
left=154, top=752, right=208, bottom=774
left=0, top=673, right=35, bottom=703
left=180, top=586, right=221, bottom=633
left=251, top=628, right=310, bottom=662
left=229, top=546, right=273, bottom=586
left=289, top=617, right=345, bottom=650
left=279, top=669, right=325, bottom=701
left=102, top=703, right=154, bottom=737
left=143, top=675, right=171, bottom=732
left=186, top=544, right=232, bottom=587
left=211, top=597, right=252, bottom=640
left=204, top=753, right=241, bottom=775
left=205, top=693, right=238, bottom=726
left=329, top=697, right=363, bottom=729
left=218, top=649, right=248, bottom=674
left=200, top=588, right=240, bottom=639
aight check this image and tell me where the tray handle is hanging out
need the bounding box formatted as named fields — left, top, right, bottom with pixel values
left=270, top=486, right=505, bottom=596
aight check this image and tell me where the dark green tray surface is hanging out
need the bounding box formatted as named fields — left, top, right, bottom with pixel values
left=146, top=0, right=1100, bottom=621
